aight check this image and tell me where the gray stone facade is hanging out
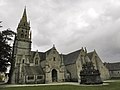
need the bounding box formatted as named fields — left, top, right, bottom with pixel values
left=11, top=8, right=110, bottom=84
left=104, top=62, right=120, bottom=79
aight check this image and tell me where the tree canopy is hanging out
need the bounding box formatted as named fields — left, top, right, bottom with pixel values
left=0, top=22, right=15, bottom=72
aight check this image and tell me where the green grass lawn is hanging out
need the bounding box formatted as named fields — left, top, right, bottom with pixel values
left=0, top=81, right=120, bottom=90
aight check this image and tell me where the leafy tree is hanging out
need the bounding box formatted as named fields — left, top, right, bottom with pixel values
left=0, top=22, right=15, bottom=73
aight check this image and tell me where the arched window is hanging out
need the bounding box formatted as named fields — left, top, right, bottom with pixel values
left=25, top=34, right=27, bottom=38
left=21, top=34, right=24, bottom=38
left=53, top=57, right=55, bottom=61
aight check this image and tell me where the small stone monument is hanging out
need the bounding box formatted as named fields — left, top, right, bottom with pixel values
left=80, top=62, right=103, bottom=84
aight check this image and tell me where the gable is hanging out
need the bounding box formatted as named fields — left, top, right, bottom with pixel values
left=30, top=51, right=46, bottom=63
left=45, top=46, right=58, bottom=56
left=87, top=51, right=94, bottom=60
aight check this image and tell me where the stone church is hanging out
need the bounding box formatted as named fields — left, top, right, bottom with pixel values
left=11, top=8, right=110, bottom=84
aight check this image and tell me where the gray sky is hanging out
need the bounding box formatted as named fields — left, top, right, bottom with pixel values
left=0, top=0, right=120, bottom=63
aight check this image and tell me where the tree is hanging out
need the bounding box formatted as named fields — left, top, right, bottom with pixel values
left=0, top=21, right=2, bottom=28
left=0, top=22, right=15, bottom=73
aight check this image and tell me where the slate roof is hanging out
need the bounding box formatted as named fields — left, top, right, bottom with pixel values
left=38, top=52, right=46, bottom=61
left=63, top=49, right=81, bottom=65
left=87, top=51, right=94, bottom=60
left=24, top=66, right=44, bottom=75
left=30, top=51, right=46, bottom=63
left=104, top=62, right=120, bottom=71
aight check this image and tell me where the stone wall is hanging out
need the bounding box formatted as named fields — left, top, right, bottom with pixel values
left=91, top=52, right=110, bottom=80
left=109, top=70, right=120, bottom=78
left=45, top=47, right=65, bottom=83
left=65, top=64, right=78, bottom=81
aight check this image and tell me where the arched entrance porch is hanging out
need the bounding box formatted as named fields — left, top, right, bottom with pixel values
left=52, top=69, right=57, bottom=82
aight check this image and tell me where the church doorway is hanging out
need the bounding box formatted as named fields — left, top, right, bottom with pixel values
left=52, top=69, right=57, bottom=82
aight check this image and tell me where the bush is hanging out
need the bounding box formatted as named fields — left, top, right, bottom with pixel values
left=0, top=75, right=4, bottom=81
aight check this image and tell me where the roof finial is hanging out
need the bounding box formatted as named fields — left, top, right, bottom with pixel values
left=81, top=47, right=84, bottom=51
left=36, top=50, right=38, bottom=52
left=53, top=44, right=55, bottom=47
left=52, top=44, right=56, bottom=50
left=94, top=49, right=96, bottom=53
left=25, top=5, right=26, bottom=10
left=84, top=47, right=87, bottom=53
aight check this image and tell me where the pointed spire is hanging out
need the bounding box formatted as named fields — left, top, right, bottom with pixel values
left=18, top=7, right=30, bottom=29
left=23, top=6, right=27, bottom=21
left=81, top=47, right=84, bottom=51
left=20, top=7, right=27, bottom=24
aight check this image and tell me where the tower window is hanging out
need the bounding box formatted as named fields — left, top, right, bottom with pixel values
left=53, top=57, right=55, bottom=61
left=22, top=59, right=24, bottom=63
left=21, top=34, right=24, bottom=38
left=25, top=34, right=27, bottom=38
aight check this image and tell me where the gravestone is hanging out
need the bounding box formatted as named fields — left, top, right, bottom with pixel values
left=80, top=62, right=103, bottom=84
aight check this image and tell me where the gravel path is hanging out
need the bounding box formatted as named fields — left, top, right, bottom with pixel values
left=0, top=82, right=109, bottom=88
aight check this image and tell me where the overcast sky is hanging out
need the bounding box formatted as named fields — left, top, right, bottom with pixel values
left=0, top=0, right=120, bottom=63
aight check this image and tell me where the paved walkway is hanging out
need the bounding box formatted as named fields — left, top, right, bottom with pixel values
left=104, top=80, right=120, bottom=82
left=0, top=82, right=109, bottom=88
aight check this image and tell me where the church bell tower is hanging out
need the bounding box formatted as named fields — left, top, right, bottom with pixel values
left=11, top=7, right=32, bottom=84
